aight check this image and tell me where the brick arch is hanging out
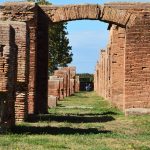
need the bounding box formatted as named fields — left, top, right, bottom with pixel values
left=41, top=4, right=136, bottom=28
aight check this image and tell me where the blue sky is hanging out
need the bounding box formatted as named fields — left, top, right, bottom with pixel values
left=0, top=0, right=149, bottom=73
left=50, top=0, right=110, bottom=73
left=49, top=0, right=149, bottom=73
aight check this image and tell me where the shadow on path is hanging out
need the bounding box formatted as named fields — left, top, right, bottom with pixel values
left=12, top=126, right=112, bottom=135
left=75, top=111, right=118, bottom=116
left=27, top=114, right=115, bottom=123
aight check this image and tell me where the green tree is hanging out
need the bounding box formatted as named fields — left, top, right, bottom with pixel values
left=27, top=0, right=49, bottom=4
left=27, top=0, right=73, bottom=74
left=48, top=22, right=73, bottom=73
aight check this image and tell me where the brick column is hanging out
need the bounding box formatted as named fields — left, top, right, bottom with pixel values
left=95, top=62, right=100, bottom=95
left=0, top=22, right=17, bottom=132
left=27, top=19, right=37, bottom=115
left=48, top=79, right=60, bottom=99
left=62, top=67, right=70, bottom=96
left=109, top=25, right=125, bottom=110
left=124, top=12, right=150, bottom=112
left=75, top=76, right=80, bottom=92
left=69, top=66, right=76, bottom=94
left=54, top=70, right=68, bottom=97
left=9, top=22, right=29, bottom=122
left=107, top=45, right=111, bottom=100
left=100, top=50, right=106, bottom=98
left=35, top=7, right=49, bottom=114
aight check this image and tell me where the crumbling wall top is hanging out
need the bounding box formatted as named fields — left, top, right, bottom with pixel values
left=0, top=2, right=37, bottom=21
left=1, top=2, right=35, bottom=11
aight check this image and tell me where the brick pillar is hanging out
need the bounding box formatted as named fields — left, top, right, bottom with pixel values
left=35, top=7, right=49, bottom=114
left=105, top=49, right=109, bottom=100
left=99, top=52, right=103, bottom=96
left=75, top=76, right=80, bottom=92
left=0, top=22, right=17, bottom=132
left=54, top=70, right=68, bottom=97
left=62, top=67, right=70, bottom=96
left=27, top=19, right=37, bottom=115
left=49, top=75, right=64, bottom=100
left=94, top=70, right=97, bottom=92
left=95, top=62, right=100, bottom=95
left=103, top=50, right=107, bottom=99
left=10, top=22, right=29, bottom=122
left=107, top=45, right=111, bottom=100
left=70, top=79, right=75, bottom=95
left=69, top=66, right=76, bottom=94
left=100, top=50, right=106, bottom=98
left=109, top=25, right=125, bottom=110
left=124, top=12, right=150, bottom=111
left=59, top=78, right=64, bottom=100
left=48, top=79, right=60, bottom=99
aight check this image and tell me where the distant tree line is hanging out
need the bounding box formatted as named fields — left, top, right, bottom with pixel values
left=77, top=73, right=94, bottom=82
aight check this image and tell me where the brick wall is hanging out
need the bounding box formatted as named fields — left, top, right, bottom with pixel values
left=95, top=26, right=126, bottom=110
left=124, top=11, right=150, bottom=110
left=94, top=11, right=150, bottom=113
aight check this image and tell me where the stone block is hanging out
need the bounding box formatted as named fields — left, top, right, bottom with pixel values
left=48, top=95, right=58, bottom=108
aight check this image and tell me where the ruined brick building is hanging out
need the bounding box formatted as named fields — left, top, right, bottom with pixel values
left=0, top=2, right=150, bottom=131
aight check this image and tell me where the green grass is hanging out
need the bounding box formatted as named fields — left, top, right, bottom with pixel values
left=0, top=91, right=150, bottom=150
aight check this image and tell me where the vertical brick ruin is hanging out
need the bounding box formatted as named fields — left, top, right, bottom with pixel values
left=109, top=25, right=125, bottom=109
left=35, top=7, right=49, bottom=114
left=27, top=14, right=37, bottom=115
left=95, top=25, right=126, bottom=110
left=69, top=66, right=76, bottom=94
left=0, top=22, right=17, bottom=131
left=48, top=76, right=65, bottom=101
left=62, top=67, right=71, bottom=96
left=94, top=62, right=100, bottom=95
left=48, top=79, right=60, bottom=99
left=12, top=22, right=29, bottom=122
left=54, top=70, right=68, bottom=97
left=59, top=78, right=64, bottom=100
left=75, top=76, right=80, bottom=92
left=124, top=11, right=150, bottom=111
left=48, top=67, right=79, bottom=107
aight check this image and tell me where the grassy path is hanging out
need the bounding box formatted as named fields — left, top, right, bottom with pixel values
left=0, top=92, right=150, bottom=150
